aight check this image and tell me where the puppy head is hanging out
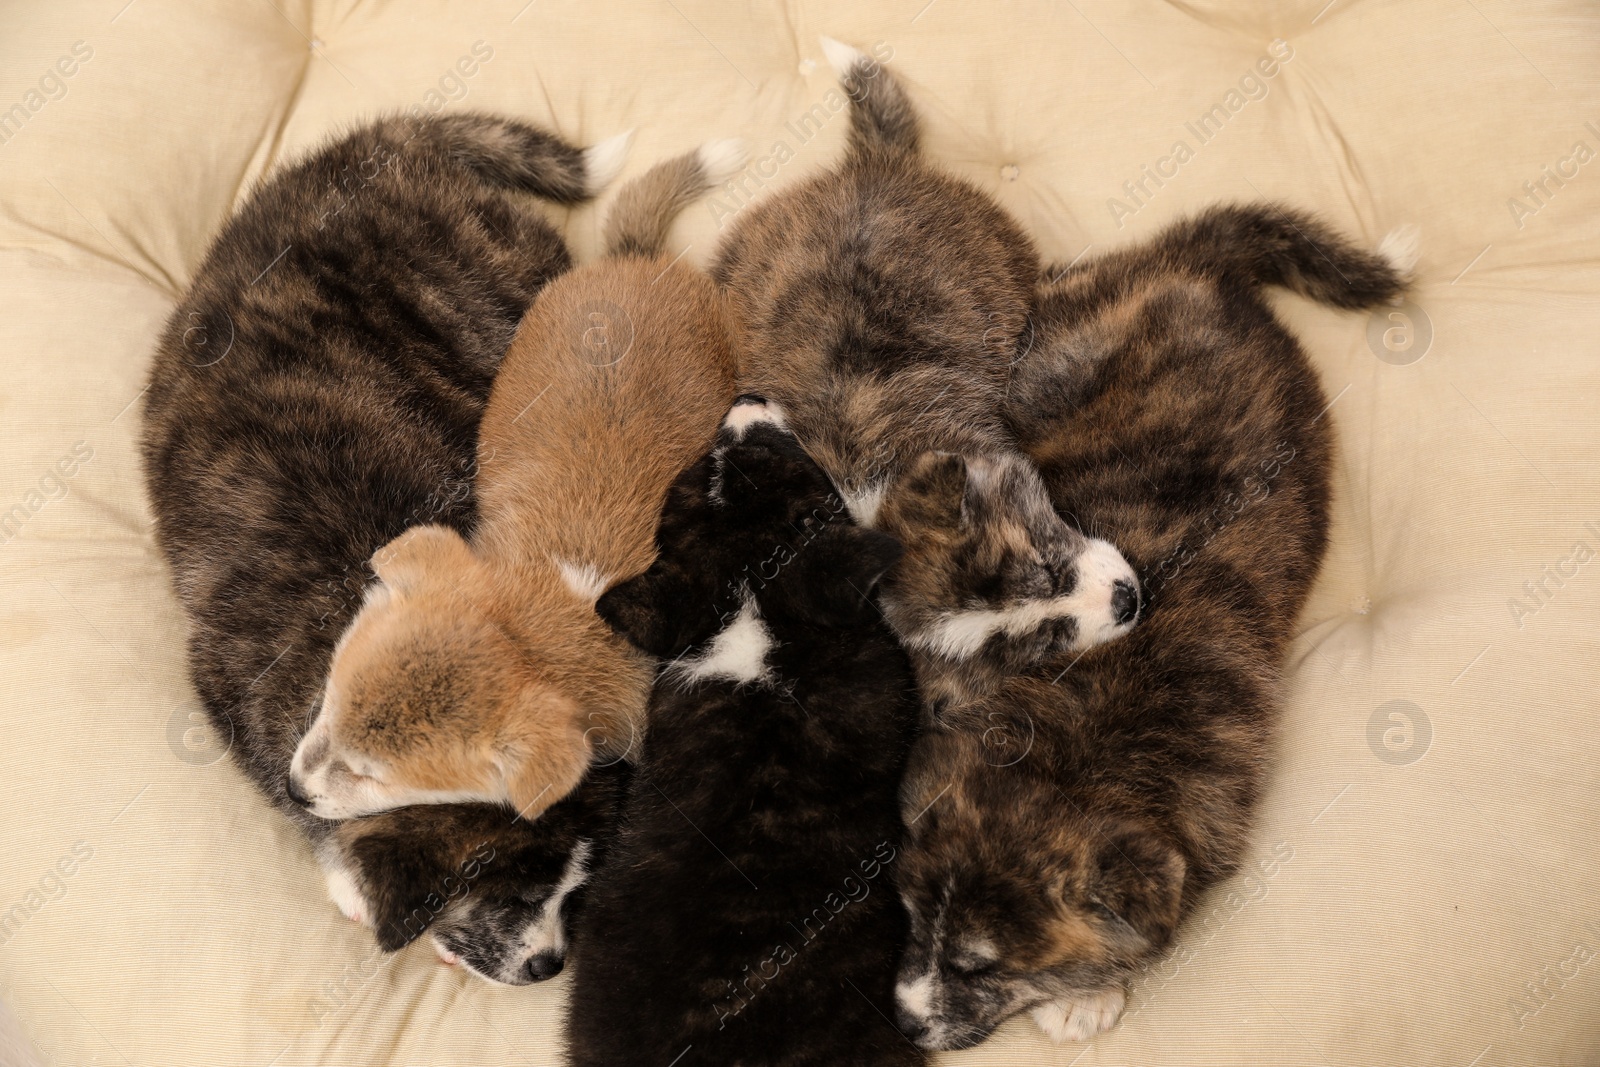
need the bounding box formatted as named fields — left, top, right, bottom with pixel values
left=892, top=729, right=1184, bottom=1050
left=335, top=762, right=629, bottom=985
left=875, top=451, right=1140, bottom=699
left=289, top=525, right=587, bottom=820
left=426, top=836, right=594, bottom=984
left=597, top=398, right=901, bottom=663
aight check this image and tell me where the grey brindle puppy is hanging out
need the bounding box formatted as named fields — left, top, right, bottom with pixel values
left=712, top=39, right=1142, bottom=713
left=142, top=113, right=631, bottom=985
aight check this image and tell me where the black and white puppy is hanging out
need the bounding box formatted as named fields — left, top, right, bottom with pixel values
left=567, top=400, right=925, bottom=1067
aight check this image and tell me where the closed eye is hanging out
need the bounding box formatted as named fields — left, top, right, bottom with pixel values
left=1050, top=563, right=1078, bottom=597
left=947, top=958, right=998, bottom=978
left=335, top=761, right=377, bottom=784
left=981, top=560, right=1051, bottom=603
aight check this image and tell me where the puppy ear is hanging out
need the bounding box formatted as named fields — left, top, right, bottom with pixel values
left=898, top=729, right=961, bottom=834
left=1090, top=830, right=1187, bottom=950
left=502, top=720, right=591, bottom=824
left=781, top=527, right=903, bottom=624
left=371, top=524, right=474, bottom=591
left=595, top=565, right=694, bottom=657
left=337, top=820, right=453, bottom=952
left=598, top=563, right=725, bottom=659
left=810, top=527, right=902, bottom=602
left=843, top=528, right=904, bottom=595
left=893, top=451, right=969, bottom=530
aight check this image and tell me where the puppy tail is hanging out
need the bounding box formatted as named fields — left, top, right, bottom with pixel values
left=602, top=139, right=747, bottom=258
left=371, top=114, right=632, bottom=203
left=821, top=36, right=920, bottom=160
left=1157, top=203, right=1414, bottom=309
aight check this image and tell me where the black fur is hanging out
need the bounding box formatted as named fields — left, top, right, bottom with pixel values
left=569, top=415, right=926, bottom=1066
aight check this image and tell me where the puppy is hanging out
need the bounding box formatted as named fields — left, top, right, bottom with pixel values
left=566, top=400, right=924, bottom=1067
left=329, top=782, right=626, bottom=983
left=142, top=113, right=634, bottom=982
left=290, top=143, right=744, bottom=823
left=891, top=205, right=1416, bottom=1048
left=711, top=38, right=1141, bottom=708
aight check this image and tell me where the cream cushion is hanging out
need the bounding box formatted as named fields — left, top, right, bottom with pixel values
left=3, top=1, right=1598, bottom=1064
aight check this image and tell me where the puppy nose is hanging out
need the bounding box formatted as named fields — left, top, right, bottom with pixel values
left=894, top=1008, right=929, bottom=1041
left=1111, top=579, right=1140, bottom=625
left=285, top=775, right=312, bottom=808
left=524, top=952, right=564, bottom=981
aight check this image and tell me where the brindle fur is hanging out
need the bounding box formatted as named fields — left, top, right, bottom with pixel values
left=710, top=41, right=1137, bottom=681
left=141, top=113, right=627, bottom=983
left=892, top=204, right=1411, bottom=1049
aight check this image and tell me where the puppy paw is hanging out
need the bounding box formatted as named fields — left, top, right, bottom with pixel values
left=323, top=862, right=371, bottom=927
left=432, top=936, right=461, bottom=967
left=1031, top=987, right=1126, bottom=1043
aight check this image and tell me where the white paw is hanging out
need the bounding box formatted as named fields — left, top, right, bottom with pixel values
left=323, top=864, right=369, bottom=927
left=1031, top=987, right=1126, bottom=1043
left=432, top=936, right=460, bottom=967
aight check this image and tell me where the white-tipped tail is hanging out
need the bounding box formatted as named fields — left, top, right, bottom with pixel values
left=582, top=130, right=634, bottom=195
left=696, top=138, right=748, bottom=185
left=820, top=35, right=868, bottom=76
left=1377, top=223, right=1421, bottom=279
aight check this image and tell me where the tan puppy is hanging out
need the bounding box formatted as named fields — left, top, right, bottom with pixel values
left=288, top=141, right=743, bottom=821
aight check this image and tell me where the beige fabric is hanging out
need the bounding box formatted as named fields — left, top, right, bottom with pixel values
left=3, top=1, right=1598, bottom=1064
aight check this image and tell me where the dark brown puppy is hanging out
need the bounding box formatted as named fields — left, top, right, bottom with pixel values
left=712, top=39, right=1140, bottom=706
left=891, top=205, right=1416, bottom=1048
left=141, top=113, right=632, bottom=984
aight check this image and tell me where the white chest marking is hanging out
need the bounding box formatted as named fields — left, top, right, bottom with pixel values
left=668, top=597, right=774, bottom=685
left=553, top=557, right=610, bottom=602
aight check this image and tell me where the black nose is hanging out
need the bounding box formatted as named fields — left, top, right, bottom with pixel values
left=1111, top=579, right=1140, bottom=625
left=285, top=775, right=312, bottom=807
left=524, top=952, right=564, bottom=981
left=895, top=1008, right=929, bottom=1041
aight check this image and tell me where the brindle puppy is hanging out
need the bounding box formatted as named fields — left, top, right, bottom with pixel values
left=711, top=38, right=1141, bottom=707
left=141, top=113, right=632, bottom=984
left=892, top=204, right=1416, bottom=1048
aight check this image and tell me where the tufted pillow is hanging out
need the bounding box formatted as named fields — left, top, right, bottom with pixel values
left=1, top=2, right=1597, bottom=1064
